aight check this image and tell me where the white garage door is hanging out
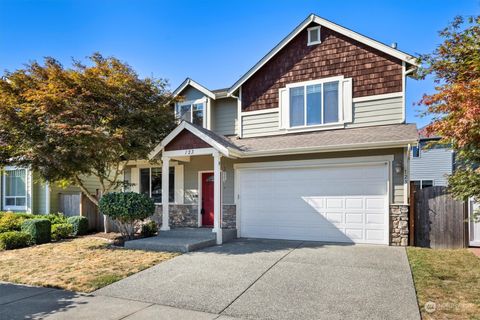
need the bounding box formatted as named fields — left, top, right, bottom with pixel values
left=238, top=161, right=389, bottom=244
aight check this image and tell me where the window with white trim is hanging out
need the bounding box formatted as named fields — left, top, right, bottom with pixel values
left=139, top=167, right=174, bottom=203
left=307, top=26, right=321, bottom=45
left=2, top=168, right=27, bottom=210
left=175, top=99, right=205, bottom=127
left=287, top=78, right=341, bottom=127
left=413, top=180, right=434, bottom=189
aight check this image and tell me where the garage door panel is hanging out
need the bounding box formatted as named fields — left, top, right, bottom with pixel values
left=239, top=163, right=389, bottom=244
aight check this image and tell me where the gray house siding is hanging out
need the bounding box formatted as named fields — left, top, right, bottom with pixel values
left=410, top=146, right=454, bottom=186
left=241, top=110, right=279, bottom=138
left=211, top=98, right=237, bottom=136
left=346, top=96, right=403, bottom=128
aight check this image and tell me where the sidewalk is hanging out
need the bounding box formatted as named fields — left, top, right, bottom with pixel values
left=0, top=282, right=237, bottom=320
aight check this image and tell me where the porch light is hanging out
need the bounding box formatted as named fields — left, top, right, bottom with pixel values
left=394, top=161, right=403, bottom=174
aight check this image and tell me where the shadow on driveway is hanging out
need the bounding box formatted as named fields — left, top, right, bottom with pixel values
left=0, top=282, right=83, bottom=319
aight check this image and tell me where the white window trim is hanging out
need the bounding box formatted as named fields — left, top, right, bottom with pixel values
left=137, top=165, right=176, bottom=205
left=284, top=75, right=344, bottom=130
left=175, top=98, right=207, bottom=128
left=307, top=26, right=321, bottom=46
left=2, top=166, right=28, bottom=211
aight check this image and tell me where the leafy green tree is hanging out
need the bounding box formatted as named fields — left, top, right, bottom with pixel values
left=416, top=16, right=480, bottom=208
left=0, top=53, right=175, bottom=206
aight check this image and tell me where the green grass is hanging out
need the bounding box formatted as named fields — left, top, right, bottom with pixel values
left=88, top=274, right=124, bottom=290
left=407, top=247, right=480, bottom=320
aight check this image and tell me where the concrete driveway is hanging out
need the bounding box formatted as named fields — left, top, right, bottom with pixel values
left=0, top=239, right=420, bottom=319
left=95, top=239, right=420, bottom=320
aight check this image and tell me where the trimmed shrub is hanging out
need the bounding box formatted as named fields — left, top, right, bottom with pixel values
left=0, top=231, right=32, bottom=250
left=51, top=223, right=74, bottom=241
left=141, top=221, right=158, bottom=237
left=99, top=192, right=155, bottom=239
left=21, top=219, right=51, bottom=244
left=67, top=216, right=89, bottom=236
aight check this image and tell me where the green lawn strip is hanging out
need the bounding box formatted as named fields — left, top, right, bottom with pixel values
left=407, top=247, right=480, bottom=319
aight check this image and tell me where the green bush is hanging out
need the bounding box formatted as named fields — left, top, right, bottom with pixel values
left=0, top=231, right=32, bottom=250
left=51, top=223, right=73, bottom=241
left=67, top=216, right=89, bottom=236
left=44, top=213, right=68, bottom=225
left=0, top=212, right=26, bottom=232
left=141, top=221, right=158, bottom=237
left=21, top=219, right=51, bottom=244
left=99, top=192, right=155, bottom=239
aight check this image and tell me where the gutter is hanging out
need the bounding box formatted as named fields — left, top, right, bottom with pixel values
left=226, top=139, right=419, bottom=159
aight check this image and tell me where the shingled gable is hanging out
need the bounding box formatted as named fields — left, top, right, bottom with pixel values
left=228, top=14, right=417, bottom=96
left=164, top=129, right=211, bottom=151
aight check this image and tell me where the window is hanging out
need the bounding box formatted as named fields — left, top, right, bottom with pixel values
left=288, top=79, right=340, bottom=127
left=176, top=100, right=205, bottom=127
left=3, top=168, right=27, bottom=210
left=413, top=180, right=434, bottom=189
left=412, top=146, right=420, bottom=158
left=140, top=167, right=175, bottom=203
left=307, top=26, right=321, bottom=45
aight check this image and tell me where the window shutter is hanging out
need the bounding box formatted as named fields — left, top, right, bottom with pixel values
left=279, top=88, right=288, bottom=128
left=342, top=78, right=353, bottom=123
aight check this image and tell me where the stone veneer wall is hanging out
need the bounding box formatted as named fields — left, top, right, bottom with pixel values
left=154, top=204, right=199, bottom=228
left=222, top=205, right=236, bottom=229
left=390, top=205, right=409, bottom=246
left=154, top=204, right=236, bottom=229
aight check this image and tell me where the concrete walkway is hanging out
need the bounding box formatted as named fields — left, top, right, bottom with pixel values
left=0, top=239, right=420, bottom=319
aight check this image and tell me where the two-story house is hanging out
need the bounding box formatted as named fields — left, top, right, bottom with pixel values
left=124, top=14, right=419, bottom=246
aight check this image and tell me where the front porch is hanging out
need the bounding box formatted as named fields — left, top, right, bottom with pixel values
left=124, top=228, right=237, bottom=253
left=139, top=122, right=242, bottom=245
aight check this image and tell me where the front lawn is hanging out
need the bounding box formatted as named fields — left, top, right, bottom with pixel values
left=407, top=247, right=480, bottom=319
left=0, top=237, right=177, bottom=292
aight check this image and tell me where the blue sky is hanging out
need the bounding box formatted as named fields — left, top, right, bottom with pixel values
left=1, top=0, right=478, bottom=127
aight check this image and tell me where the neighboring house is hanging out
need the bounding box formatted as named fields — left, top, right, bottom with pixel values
left=124, top=14, right=419, bottom=246
left=0, top=166, right=101, bottom=215
left=410, top=127, right=455, bottom=188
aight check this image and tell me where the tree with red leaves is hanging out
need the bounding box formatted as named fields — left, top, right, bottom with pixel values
left=416, top=15, right=480, bottom=206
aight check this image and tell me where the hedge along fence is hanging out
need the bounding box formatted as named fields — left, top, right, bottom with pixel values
left=67, top=216, right=89, bottom=236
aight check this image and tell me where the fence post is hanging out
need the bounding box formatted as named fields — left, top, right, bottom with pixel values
left=409, top=181, right=416, bottom=246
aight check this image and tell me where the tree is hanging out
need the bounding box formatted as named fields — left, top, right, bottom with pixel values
left=415, top=16, right=480, bottom=208
left=0, top=53, right=176, bottom=206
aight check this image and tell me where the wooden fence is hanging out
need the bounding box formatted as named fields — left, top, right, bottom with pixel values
left=412, top=184, right=467, bottom=249
left=58, top=192, right=108, bottom=232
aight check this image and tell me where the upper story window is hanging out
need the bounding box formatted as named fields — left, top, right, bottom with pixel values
left=287, top=78, right=341, bottom=128
left=2, top=167, right=27, bottom=211
left=176, top=99, right=205, bottom=127
left=307, top=26, right=321, bottom=46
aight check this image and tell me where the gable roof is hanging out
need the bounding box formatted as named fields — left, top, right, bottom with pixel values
left=172, top=78, right=216, bottom=100
left=148, top=121, right=242, bottom=159
left=227, top=14, right=418, bottom=95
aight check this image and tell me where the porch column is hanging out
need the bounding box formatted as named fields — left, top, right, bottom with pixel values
left=161, top=156, right=170, bottom=231
left=213, top=151, right=223, bottom=244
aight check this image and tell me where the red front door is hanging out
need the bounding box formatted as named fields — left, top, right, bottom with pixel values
left=201, top=172, right=214, bottom=227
